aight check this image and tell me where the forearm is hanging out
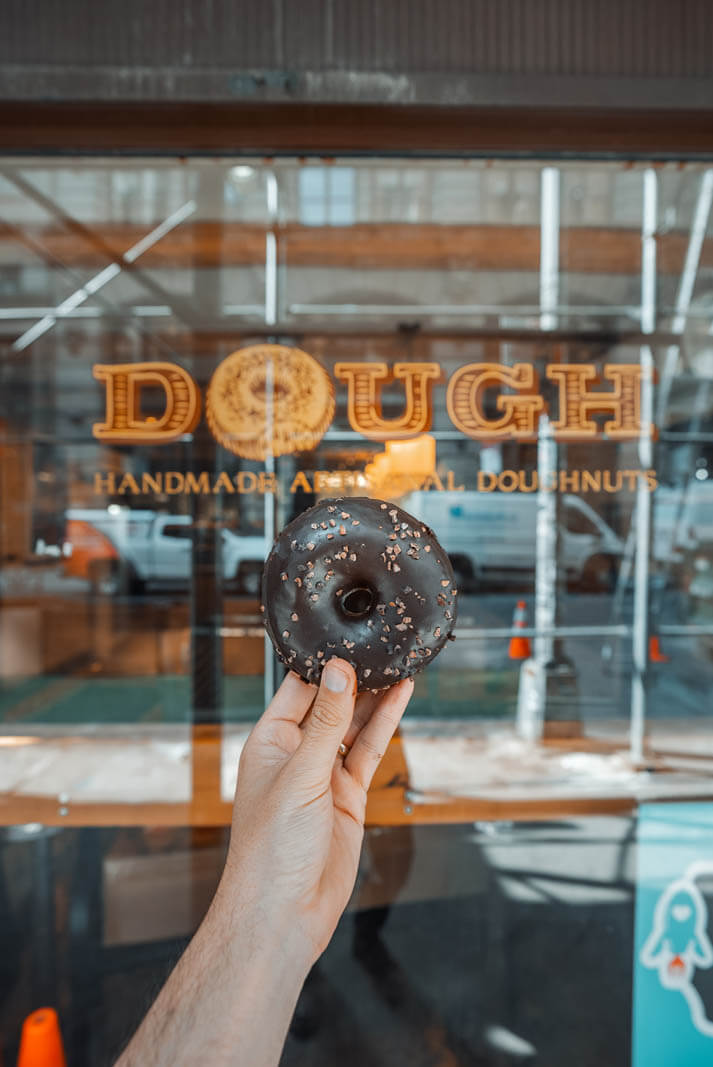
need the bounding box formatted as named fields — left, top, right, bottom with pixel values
left=116, top=889, right=311, bottom=1067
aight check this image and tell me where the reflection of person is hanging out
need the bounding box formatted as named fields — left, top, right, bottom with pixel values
left=116, top=659, right=413, bottom=1066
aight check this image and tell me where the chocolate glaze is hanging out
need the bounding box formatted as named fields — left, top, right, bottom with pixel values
left=261, top=497, right=458, bottom=691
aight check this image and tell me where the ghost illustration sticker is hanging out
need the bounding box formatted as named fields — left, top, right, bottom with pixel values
left=640, top=862, right=713, bottom=1038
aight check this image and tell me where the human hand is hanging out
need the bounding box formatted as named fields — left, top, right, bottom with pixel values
left=116, top=658, right=413, bottom=1067
left=218, top=658, right=414, bottom=967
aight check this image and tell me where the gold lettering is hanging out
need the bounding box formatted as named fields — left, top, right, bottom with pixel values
left=94, top=471, right=116, bottom=494
left=446, top=471, right=465, bottom=491
left=237, top=472, right=257, bottom=493
left=498, top=471, right=519, bottom=492
left=258, top=472, right=276, bottom=494
left=117, top=472, right=140, bottom=494
left=141, top=472, right=162, bottom=494
left=165, top=472, right=184, bottom=494
left=621, top=469, right=638, bottom=491
left=447, top=362, right=544, bottom=439
left=212, top=471, right=235, bottom=494
left=477, top=471, right=497, bottom=492
left=546, top=364, right=646, bottom=439
left=185, top=472, right=210, bottom=494
left=646, top=469, right=658, bottom=491
left=93, top=362, right=201, bottom=443
left=335, top=361, right=441, bottom=440
left=313, top=471, right=333, bottom=494
left=559, top=470, right=580, bottom=493
left=520, top=470, right=538, bottom=492
left=603, top=470, right=623, bottom=493
left=420, top=471, right=445, bottom=491
left=290, top=471, right=313, bottom=494
left=581, top=470, right=602, bottom=492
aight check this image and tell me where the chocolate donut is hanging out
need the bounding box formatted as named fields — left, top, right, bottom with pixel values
left=261, top=497, right=457, bottom=691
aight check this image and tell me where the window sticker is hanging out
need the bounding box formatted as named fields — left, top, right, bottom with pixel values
left=634, top=804, right=713, bottom=1066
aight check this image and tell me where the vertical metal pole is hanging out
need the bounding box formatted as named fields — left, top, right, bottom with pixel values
left=517, top=414, right=559, bottom=741
left=630, top=169, right=657, bottom=763
left=539, top=167, right=560, bottom=333
left=263, top=363, right=276, bottom=708
left=536, top=167, right=561, bottom=680
left=534, top=415, right=558, bottom=668
left=517, top=168, right=561, bottom=740
left=265, top=173, right=278, bottom=328
left=534, top=170, right=561, bottom=701
left=190, top=174, right=223, bottom=726
left=263, top=171, right=279, bottom=707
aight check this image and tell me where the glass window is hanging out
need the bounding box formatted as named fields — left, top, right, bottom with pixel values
left=2, top=156, right=713, bottom=1065
left=1, top=156, right=712, bottom=739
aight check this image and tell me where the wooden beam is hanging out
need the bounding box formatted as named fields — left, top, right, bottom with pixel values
left=3, top=785, right=712, bottom=828
left=1, top=219, right=709, bottom=276
left=2, top=101, right=713, bottom=155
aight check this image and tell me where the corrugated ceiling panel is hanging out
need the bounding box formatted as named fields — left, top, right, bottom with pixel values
left=1, top=0, right=712, bottom=102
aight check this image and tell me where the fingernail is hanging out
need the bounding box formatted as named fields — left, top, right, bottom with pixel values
left=323, top=660, right=348, bottom=692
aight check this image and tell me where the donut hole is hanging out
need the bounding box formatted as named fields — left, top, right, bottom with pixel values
left=340, top=585, right=375, bottom=619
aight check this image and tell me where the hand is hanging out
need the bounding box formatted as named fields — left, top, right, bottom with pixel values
left=115, top=658, right=413, bottom=1067
left=218, top=658, right=414, bottom=965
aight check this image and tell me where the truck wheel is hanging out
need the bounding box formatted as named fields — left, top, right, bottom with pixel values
left=89, top=559, right=124, bottom=597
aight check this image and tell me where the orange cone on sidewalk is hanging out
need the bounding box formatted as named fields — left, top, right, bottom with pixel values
left=649, top=635, right=670, bottom=663
left=17, top=1008, right=66, bottom=1067
left=509, top=600, right=531, bottom=660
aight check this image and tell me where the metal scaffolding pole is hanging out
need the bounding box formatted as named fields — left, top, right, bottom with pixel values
left=263, top=170, right=279, bottom=708
left=517, top=166, right=579, bottom=739
left=517, top=413, right=557, bottom=740
left=629, top=169, right=657, bottom=763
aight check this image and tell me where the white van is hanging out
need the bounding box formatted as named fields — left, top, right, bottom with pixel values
left=652, top=482, right=713, bottom=562
left=400, top=491, right=624, bottom=591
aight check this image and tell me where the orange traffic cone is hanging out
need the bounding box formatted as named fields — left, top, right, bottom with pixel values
left=17, top=1008, right=66, bottom=1067
left=649, top=635, right=670, bottom=663
left=509, top=600, right=531, bottom=660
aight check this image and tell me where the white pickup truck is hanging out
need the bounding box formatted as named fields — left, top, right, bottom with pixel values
left=64, top=509, right=268, bottom=596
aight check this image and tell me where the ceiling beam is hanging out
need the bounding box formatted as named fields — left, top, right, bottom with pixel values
left=2, top=102, right=713, bottom=156
left=1, top=219, right=710, bottom=277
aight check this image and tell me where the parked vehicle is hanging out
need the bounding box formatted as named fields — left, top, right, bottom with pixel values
left=64, top=509, right=267, bottom=596
left=652, top=482, right=713, bottom=565
left=400, top=490, right=624, bottom=591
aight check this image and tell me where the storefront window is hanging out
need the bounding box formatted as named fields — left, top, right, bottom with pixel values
left=2, top=158, right=712, bottom=737
left=2, top=157, right=712, bottom=1062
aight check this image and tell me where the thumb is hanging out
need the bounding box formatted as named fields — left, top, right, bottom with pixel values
left=296, top=658, right=356, bottom=784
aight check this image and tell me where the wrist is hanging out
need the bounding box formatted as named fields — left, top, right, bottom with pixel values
left=211, top=877, right=314, bottom=986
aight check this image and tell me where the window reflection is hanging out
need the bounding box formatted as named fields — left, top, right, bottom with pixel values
left=0, top=157, right=711, bottom=813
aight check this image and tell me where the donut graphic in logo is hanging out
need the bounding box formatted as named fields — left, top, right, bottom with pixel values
left=640, top=862, right=713, bottom=1038
left=206, top=344, right=335, bottom=461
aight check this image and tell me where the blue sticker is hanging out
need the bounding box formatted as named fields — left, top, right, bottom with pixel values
left=633, top=803, right=713, bottom=1066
